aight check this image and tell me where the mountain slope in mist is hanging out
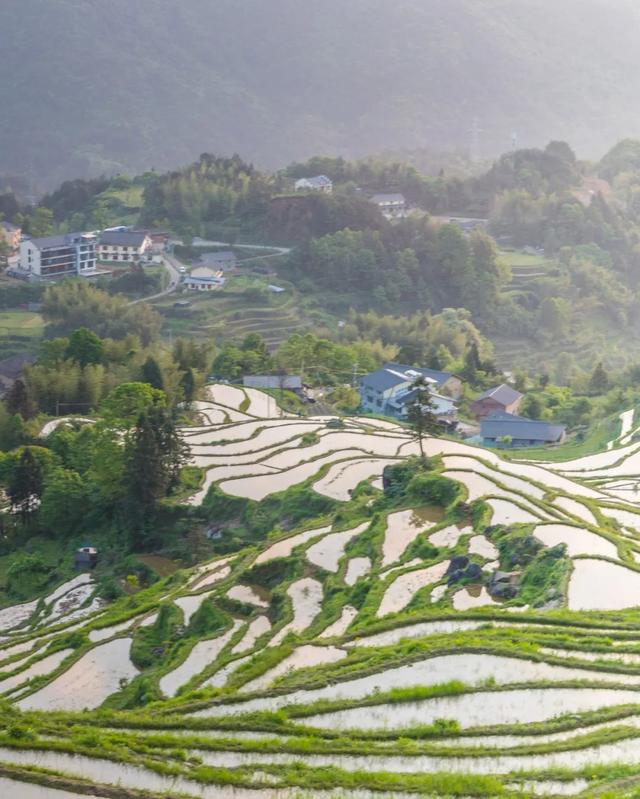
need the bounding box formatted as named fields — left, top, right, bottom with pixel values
left=2, top=0, right=640, bottom=188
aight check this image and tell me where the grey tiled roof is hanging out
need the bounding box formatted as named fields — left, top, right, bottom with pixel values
left=99, top=231, right=148, bottom=247
left=360, top=367, right=412, bottom=392
left=384, top=362, right=452, bottom=387
left=371, top=193, right=406, bottom=204
left=476, top=384, right=523, bottom=406
left=481, top=412, right=565, bottom=442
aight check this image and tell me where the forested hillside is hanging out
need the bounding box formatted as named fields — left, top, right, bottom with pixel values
left=4, top=0, right=640, bottom=189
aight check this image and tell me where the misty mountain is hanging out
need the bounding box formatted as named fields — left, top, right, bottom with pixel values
left=4, top=0, right=640, bottom=190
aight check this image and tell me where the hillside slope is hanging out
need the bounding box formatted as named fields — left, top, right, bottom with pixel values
left=4, top=388, right=640, bottom=795
left=4, top=0, right=640, bottom=189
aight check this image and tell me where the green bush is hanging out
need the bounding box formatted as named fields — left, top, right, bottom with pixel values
left=406, top=473, right=461, bottom=507
left=188, top=600, right=228, bottom=637
left=241, top=557, right=299, bottom=589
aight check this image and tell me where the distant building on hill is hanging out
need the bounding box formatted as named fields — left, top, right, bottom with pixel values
left=294, top=175, right=333, bottom=193
left=74, top=545, right=98, bottom=570
left=471, top=384, right=523, bottom=420
left=480, top=412, right=566, bottom=448
left=572, top=176, right=612, bottom=206
left=370, top=193, right=407, bottom=217
left=19, top=232, right=98, bottom=280
left=98, top=230, right=152, bottom=262
left=183, top=266, right=225, bottom=291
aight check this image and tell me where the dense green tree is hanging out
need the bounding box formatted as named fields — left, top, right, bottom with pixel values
left=101, top=383, right=166, bottom=427
left=43, top=283, right=161, bottom=346
left=589, top=362, right=610, bottom=393
left=8, top=448, right=45, bottom=522
left=28, top=207, right=54, bottom=237
left=521, top=394, right=545, bottom=420
left=124, top=408, right=188, bottom=534
left=4, top=379, right=34, bottom=420
left=40, top=468, right=89, bottom=536
left=180, top=368, right=196, bottom=406
left=406, top=377, right=440, bottom=459
left=65, top=328, right=105, bottom=367
left=141, top=356, right=165, bottom=392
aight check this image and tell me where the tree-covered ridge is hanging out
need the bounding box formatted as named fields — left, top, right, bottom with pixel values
left=7, top=0, right=640, bottom=190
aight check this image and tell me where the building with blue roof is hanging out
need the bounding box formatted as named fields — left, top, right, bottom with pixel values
left=359, top=364, right=458, bottom=422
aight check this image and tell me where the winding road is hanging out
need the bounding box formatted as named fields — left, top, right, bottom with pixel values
left=131, top=241, right=291, bottom=306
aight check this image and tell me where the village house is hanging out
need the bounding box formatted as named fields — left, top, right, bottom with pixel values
left=135, top=229, right=170, bottom=253
left=359, top=364, right=458, bottom=422
left=370, top=193, right=407, bottom=218
left=470, top=384, right=523, bottom=420
left=481, top=411, right=566, bottom=448
left=98, top=230, right=152, bottom=263
left=294, top=175, right=333, bottom=193
left=19, top=232, right=98, bottom=280
left=74, top=545, right=98, bottom=570
left=383, top=362, right=463, bottom=399
left=183, top=266, right=225, bottom=291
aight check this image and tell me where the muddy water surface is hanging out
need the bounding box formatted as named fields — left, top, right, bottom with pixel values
left=306, top=524, right=368, bottom=572
left=377, top=561, right=449, bottom=616
left=568, top=558, right=640, bottom=610
left=381, top=507, right=444, bottom=566
left=18, top=638, right=138, bottom=711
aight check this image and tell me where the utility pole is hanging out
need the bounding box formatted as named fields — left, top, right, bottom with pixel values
left=469, top=117, right=483, bottom=163
left=352, top=360, right=359, bottom=388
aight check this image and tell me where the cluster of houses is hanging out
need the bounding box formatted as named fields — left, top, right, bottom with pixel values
left=292, top=175, right=408, bottom=219
left=1, top=224, right=169, bottom=281
left=358, top=363, right=566, bottom=448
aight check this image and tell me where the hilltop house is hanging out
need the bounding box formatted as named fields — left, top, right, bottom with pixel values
left=481, top=412, right=566, bottom=448
left=470, top=384, right=523, bottom=420
left=359, top=364, right=458, bottom=422
left=98, top=230, right=152, bottom=263
left=294, top=175, right=333, bottom=193
left=370, top=193, right=407, bottom=218
left=19, top=232, right=98, bottom=280
left=183, top=266, right=225, bottom=291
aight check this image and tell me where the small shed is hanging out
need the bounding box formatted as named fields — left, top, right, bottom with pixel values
left=75, top=545, right=98, bottom=570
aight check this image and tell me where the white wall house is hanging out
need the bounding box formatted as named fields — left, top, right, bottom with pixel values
left=98, top=231, right=152, bottom=262
left=370, top=193, right=407, bottom=218
left=294, top=175, right=333, bottom=193
left=183, top=266, right=225, bottom=291
left=19, top=233, right=98, bottom=280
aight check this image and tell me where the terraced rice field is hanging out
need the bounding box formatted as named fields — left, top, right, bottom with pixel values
left=8, top=389, right=640, bottom=796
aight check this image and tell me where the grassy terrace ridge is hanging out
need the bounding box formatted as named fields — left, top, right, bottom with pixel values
left=6, top=387, right=640, bottom=795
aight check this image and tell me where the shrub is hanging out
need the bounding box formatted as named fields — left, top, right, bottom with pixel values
left=406, top=473, right=461, bottom=507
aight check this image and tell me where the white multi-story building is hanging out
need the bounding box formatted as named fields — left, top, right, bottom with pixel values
left=98, top=230, right=152, bottom=262
left=19, top=232, right=98, bottom=280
